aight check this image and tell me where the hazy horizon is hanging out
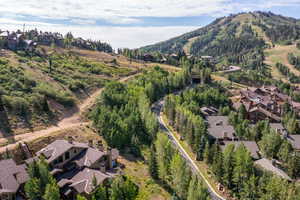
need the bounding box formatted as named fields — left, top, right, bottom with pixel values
left=1, top=0, right=300, bottom=49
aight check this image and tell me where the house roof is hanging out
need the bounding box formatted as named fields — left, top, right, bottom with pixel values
left=287, top=135, right=300, bottom=150
left=37, top=140, right=88, bottom=163
left=0, top=159, right=29, bottom=194
left=220, top=141, right=260, bottom=159
left=207, top=116, right=235, bottom=139
left=254, top=158, right=292, bottom=181
left=69, top=168, right=110, bottom=194
left=72, top=148, right=105, bottom=168
left=207, top=126, right=235, bottom=139
left=206, top=116, right=230, bottom=126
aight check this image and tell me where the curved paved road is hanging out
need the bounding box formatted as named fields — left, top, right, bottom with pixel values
left=152, top=99, right=226, bottom=200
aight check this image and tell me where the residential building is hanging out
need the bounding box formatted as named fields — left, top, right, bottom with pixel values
left=0, top=159, right=29, bottom=200
left=206, top=116, right=237, bottom=141
left=35, top=138, right=119, bottom=199
left=220, top=141, right=260, bottom=159
left=232, top=86, right=300, bottom=122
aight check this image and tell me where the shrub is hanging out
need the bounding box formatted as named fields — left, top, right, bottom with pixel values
left=34, top=83, right=75, bottom=107
left=3, top=95, right=29, bottom=116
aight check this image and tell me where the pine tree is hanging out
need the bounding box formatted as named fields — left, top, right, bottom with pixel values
left=25, top=178, right=41, bottom=200
left=43, top=180, right=60, bottom=200
left=222, top=144, right=235, bottom=188
left=149, top=144, right=158, bottom=179
left=212, top=145, right=224, bottom=182
left=203, top=141, right=211, bottom=164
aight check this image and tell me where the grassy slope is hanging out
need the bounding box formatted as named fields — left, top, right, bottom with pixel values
left=0, top=47, right=141, bottom=135
left=264, top=44, right=300, bottom=83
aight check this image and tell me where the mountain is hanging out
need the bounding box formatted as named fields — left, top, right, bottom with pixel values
left=140, top=12, right=300, bottom=62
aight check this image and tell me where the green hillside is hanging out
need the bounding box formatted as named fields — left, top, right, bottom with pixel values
left=0, top=46, right=135, bottom=135
left=141, top=12, right=300, bottom=65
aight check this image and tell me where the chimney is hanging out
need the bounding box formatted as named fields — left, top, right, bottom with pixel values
left=68, top=136, right=73, bottom=144
left=100, top=163, right=106, bottom=173
left=107, top=147, right=113, bottom=170
left=88, top=140, right=93, bottom=147
left=223, top=131, right=228, bottom=139
left=98, top=140, right=104, bottom=152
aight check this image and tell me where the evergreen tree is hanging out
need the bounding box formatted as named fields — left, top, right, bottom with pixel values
left=43, top=180, right=60, bottom=200
left=149, top=144, right=158, bottom=179
left=25, top=178, right=41, bottom=200
left=222, top=144, right=235, bottom=188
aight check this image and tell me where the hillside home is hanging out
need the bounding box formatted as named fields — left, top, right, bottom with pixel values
left=0, top=159, right=29, bottom=200
left=35, top=138, right=119, bottom=199
left=232, top=86, right=300, bottom=122
left=206, top=116, right=237, bottom=141
left=220, top=141, right=260, bottom=159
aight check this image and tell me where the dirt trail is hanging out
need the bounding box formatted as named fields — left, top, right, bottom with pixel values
left=0, top=73, right=140, bottom=153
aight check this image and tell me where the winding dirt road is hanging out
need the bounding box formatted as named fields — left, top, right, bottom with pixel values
left=0, top=73, right=140, bottom=153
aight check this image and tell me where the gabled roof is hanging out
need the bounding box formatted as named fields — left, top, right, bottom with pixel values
left=37, top=140, right=88, bottom=163
left=71, top=148, right=105, bottom=168
left=0, top=159, right=29, bottom=194
left=254, top=158, right=291, bottom=181
left=69, top=168, right=110, bottom=194
left=206, top=116, right=235, bottom=139
left=221, top=141, right=260, bottom=159
left=206, top=116, right=230, bottom=126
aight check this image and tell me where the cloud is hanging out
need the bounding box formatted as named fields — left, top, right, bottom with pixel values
left=0, top=0, right=299, bottom=25
left=70, top=19, right=96, bottom=25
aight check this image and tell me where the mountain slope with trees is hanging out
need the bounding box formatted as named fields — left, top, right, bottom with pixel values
left=140, top=11, right=300, bottom=65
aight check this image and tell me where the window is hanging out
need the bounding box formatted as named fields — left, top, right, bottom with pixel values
left=58, top=156, right=63, bottom=163
left=65, top=151, right=70, bottom=160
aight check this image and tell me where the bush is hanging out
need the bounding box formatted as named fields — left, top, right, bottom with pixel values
left=35, top=83, right=75, bottom=107
left=3, top=95, right=29, bottom=116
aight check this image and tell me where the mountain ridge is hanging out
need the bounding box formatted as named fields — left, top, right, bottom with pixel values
left=140, top=11, right=300, bottom=62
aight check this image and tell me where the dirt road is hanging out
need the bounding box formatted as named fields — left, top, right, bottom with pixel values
left=0, top=73, right=140, bottom=153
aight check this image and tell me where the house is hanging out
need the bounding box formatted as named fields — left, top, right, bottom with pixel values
left=232, top=86, right=300, bottom=122
left=0, top=159, right=29, bottom=200
left=254, top=158, right=292, bottom=181
left=206, top=116, right=236, bottom=141
left=220, top=141, right=260, bottom=159
left=35, top=138, right=119, bottom=199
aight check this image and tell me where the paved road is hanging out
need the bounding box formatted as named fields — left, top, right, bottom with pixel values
left=152, top=99, right=226, bottom=200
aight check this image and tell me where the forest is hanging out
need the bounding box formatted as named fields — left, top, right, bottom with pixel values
left=163, top=85, right=300, bottom=199
left=91, top=65, right=214, bottom=199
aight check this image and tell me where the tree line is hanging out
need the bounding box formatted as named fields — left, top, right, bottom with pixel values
left=275, top=62, right=300, bottom=83
left=149, top=132, right=210, bottom=200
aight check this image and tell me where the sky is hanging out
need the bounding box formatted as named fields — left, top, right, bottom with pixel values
left=0, top=0, right=300, bottom=49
